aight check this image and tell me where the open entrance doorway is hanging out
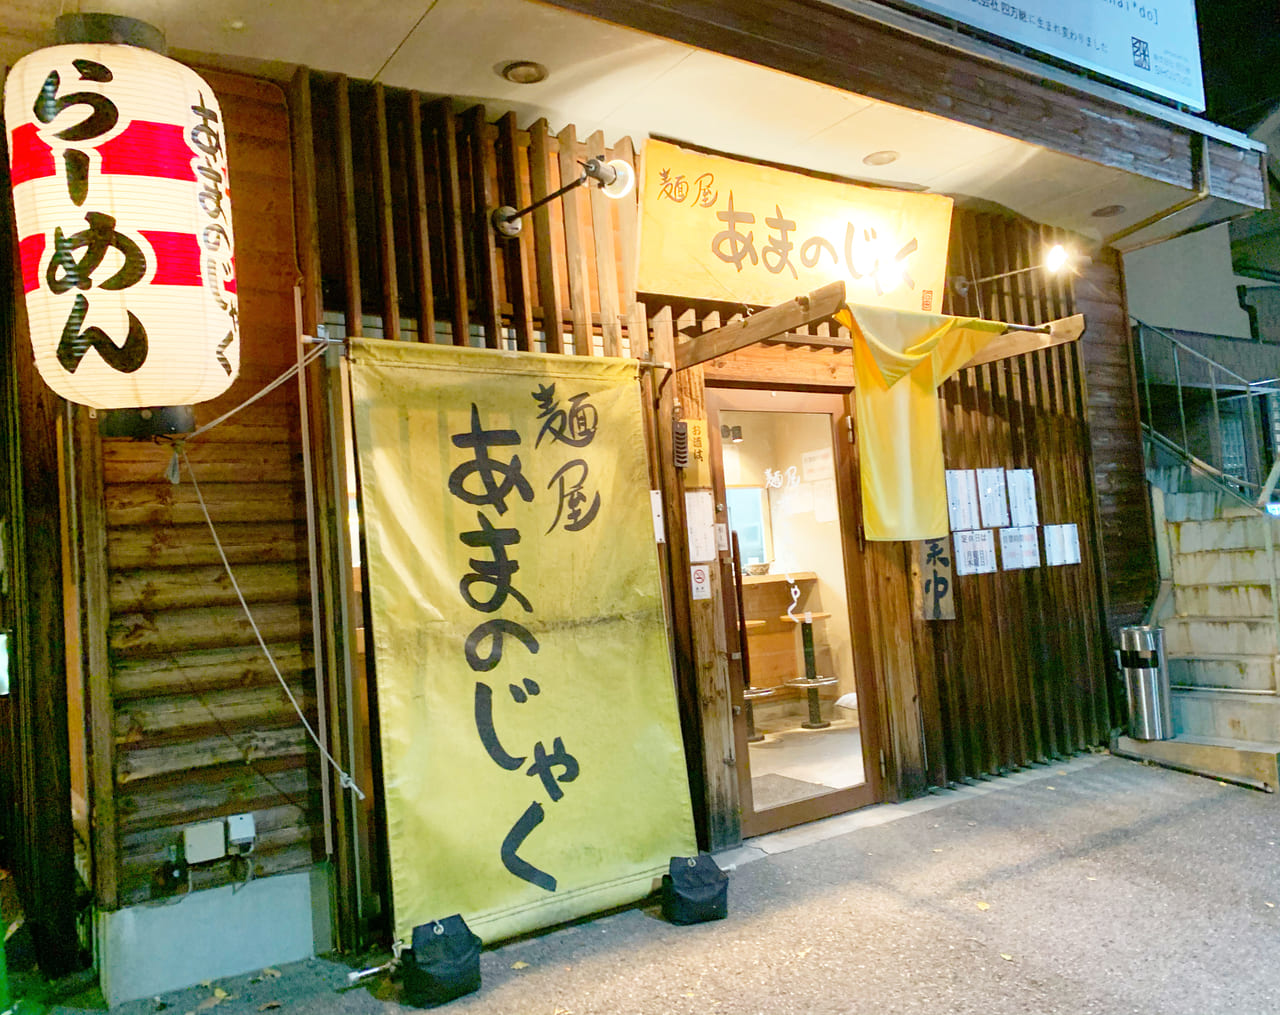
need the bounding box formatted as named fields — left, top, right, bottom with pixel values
left=707, top=387, right=884, bottom=837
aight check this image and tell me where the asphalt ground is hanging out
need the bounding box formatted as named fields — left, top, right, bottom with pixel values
left=30, top=753, right=1280, bottom=1014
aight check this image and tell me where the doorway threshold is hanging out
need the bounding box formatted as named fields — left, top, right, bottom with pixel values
left=714, top=753, right=1109, bottom=870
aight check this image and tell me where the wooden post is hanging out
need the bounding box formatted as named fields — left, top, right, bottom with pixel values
left=676, top=360, right=740, bottom=849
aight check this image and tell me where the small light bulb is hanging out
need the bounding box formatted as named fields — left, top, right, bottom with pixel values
left=1045, top=245, right=1069, bottom=273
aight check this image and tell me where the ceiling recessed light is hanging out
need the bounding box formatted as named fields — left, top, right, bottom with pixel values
left=1091, top=204, right=1126, bottom=218
left=500, top=61, right=548, bottom=85
left=863, top=149, right=899, bottom=166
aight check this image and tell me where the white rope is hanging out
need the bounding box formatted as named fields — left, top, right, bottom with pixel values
left=180, top=342, right=330, bottom=445
left=177, top=427, right=365, bottom=800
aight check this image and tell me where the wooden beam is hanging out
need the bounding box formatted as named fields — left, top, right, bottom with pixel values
left=959, top=314, right=1085, bottom=372
left=675, top=281, right=846, bottom=371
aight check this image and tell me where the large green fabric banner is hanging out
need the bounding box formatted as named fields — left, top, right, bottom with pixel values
left=349, top=339, right=695, bottom=944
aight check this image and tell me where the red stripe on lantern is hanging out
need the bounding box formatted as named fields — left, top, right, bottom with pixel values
left=8, top=124, right=55, bottom=186
left=139, top=230, right=202, bottom=286
left=17, top=234, right=45, bottom=294
left=8, top=121, right=193, bottom=185
left=99, top=122, right=193, bottom=181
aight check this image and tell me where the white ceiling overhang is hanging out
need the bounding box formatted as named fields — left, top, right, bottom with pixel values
left=0, top=0, right=1265, bottom=251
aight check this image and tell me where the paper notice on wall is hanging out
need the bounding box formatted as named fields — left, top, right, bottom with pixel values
left=778, top=482, right=815, bottom=516
left=1007, top=470, right=1039, bottom=527
left=945, top=470, right=980, bottom=532
left=999, top=526, right=1041, bottom=570
left=802, top=447, right=834, bottom=482
left=1044, top=523, right=1081, bottom=566
left=953, top=529, right=997, bottom=575
left=977, top=469, right=1009, bottom=529
left=685, top=490, right=718, bottom=563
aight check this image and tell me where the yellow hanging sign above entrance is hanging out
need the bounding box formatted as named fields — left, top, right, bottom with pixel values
left=349, top=340, right=695, bottom=945
left=638, top=139, right=953, bottom=312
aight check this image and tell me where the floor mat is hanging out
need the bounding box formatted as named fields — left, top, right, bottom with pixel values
left=749, top=773, right=829, bottom=810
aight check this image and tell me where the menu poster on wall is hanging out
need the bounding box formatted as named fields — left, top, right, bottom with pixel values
left=953, top=529, right=998, bottom=575
left=999, top=526, right=1041, bottom=570
left=685, top=490, right=718, bottom=563
left=945, top=470, right=980, bottom=532
left=1007, top=470, right=1039, bottom=527
left=977, top=468, right=1009, bottom=529
left=803, top=447, right=835, bottom=482
left=1044, top=523, right=1082, bottom=566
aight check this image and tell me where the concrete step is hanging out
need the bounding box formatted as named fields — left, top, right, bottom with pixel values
left=1172, top=687, right=1280, bottom=743
left=1172, top=516, right=1275, bottom=554
left=1173, top=583, right=1274, bottom=618
left=1172, top=549, right=1275, bottom=586
left=1167, top=654, right=1280, bottom=692
left=1111, top=731, right=1280, bottom=792
left=1163, top=616, right=1278, bottom=656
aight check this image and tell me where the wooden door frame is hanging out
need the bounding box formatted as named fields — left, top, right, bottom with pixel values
left=705, top=385, right=886, bottom=838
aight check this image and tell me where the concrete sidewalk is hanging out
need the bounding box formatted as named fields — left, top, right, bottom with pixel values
left=38, top=754, right=1280, bottom=1013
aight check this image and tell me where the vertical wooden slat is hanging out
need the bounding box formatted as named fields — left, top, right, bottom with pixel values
left=651, top=308, right=709, bottom=848
left=73, top=407, right=116, bottom=911
left=496, top=112, right=535, bottom=351
left=528, top=119, right=566, bottom=354
left=677, top=361, right=740, bottom=848
left=465, top=106, right=503, bottom=348
left=372, top=84, right=401, bottom=341
left=587, top=130, right=623, bottom=357
left=334, top=76, right=364, bottom=337
left=407, top=92, right=437, bottom=343
left=291, top=68, right=362, bottom=950
left=612, top=135, right=640, bottom=308
left=557, top=125, right=593, bottom=356
left=433, top=99, right=471, bottom=346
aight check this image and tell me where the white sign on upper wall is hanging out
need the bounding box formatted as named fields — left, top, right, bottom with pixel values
left=877, top=0, right=1205, bottom=111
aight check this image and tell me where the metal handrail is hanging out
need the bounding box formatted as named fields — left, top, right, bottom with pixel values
left=1134, top=319, right=1276, bottom=498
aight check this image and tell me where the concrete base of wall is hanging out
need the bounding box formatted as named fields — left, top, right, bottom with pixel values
left=97, top=864, right=333, bottom=1006
left=1111, top=732, right=1280, bottom=793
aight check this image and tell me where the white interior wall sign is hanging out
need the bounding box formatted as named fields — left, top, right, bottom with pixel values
left=5, top=43, right=238, bottom=409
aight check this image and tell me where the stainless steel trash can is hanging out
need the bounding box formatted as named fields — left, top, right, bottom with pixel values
left=1120, top=625, right=1174, bottom=740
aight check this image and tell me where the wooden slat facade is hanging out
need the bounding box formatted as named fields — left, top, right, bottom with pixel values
left=1, top=40, right=1157, bottom=961
left=93, top=72, right=322, bottom=908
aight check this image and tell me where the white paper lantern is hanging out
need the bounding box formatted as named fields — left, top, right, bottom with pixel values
left=5, top=43, right=238, bottom=409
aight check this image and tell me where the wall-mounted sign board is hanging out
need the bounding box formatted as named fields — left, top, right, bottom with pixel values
left=865, top=0, right=1205, bottom=110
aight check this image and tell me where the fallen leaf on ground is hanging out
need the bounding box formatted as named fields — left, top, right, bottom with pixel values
left=213, top=988, right=228, bottom=1000
left=1000, top=953, right=1013, bottom=961
left=976, top=901, right=991, bottom=911
left=796, top=946, right=813, bottom=959
left=1086, top=876, right=1097, bottom=881
left=1046, top=785, right=1056, bottom=791
left=932, top=848, right=943, bottom=853
left=261, top=968, right=282, bottom=979
left=258, top=1004, right=282, bottom=1012
left=511, top=961, right=530, bottom=970
left=1266, top=902, right=1276, bottom=908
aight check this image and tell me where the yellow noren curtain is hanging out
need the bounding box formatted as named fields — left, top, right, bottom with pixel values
left=835, top=305, right=1007, bottom=541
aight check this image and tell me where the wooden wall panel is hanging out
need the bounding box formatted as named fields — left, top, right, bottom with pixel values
left=99, top=71, right=322, bottom=907
left=543, top=0, right=1264, bottom=209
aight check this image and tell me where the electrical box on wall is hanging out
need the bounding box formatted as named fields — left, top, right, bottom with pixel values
left=226, top=812, right=255, bottom=848
left=183, top=821, right=225, bottom=864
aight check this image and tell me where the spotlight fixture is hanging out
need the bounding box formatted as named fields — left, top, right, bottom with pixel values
left=950, top=244, right=1083, bottom=298
left=500, top=60, right=548, bottom=85
left=862, top=149, right=899, bottom=166
left=720, top=424, right=743, bottom=443
left=491, top=156, right=635, bottom=238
